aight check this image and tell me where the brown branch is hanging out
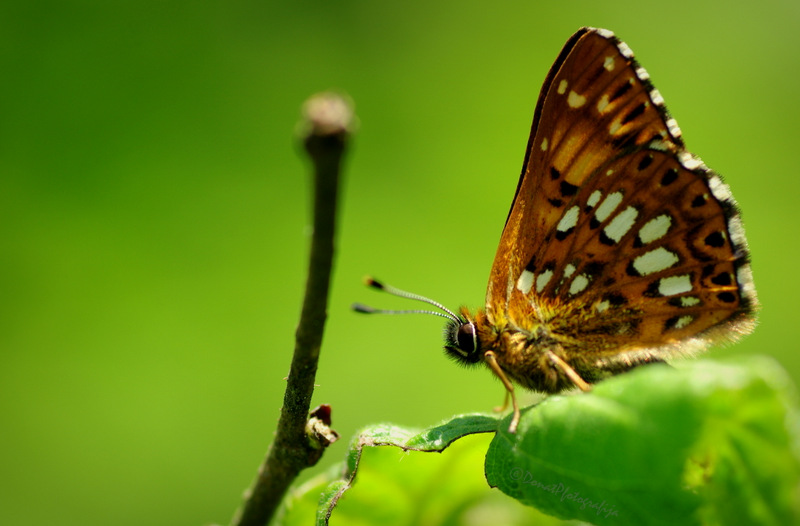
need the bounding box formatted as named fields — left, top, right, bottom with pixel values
left=229, top=92, right=354, bottom=526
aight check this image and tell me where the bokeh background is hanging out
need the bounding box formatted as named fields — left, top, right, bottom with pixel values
left=2, top=1, right=799, bottom=524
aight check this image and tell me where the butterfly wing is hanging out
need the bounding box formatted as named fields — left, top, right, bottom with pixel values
left=486, top=27, right=756, bottom=363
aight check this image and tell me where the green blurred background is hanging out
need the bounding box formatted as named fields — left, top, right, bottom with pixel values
left=2, top=1, right=799, bottom=524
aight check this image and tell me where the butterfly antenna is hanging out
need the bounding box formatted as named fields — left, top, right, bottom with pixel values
left=352, top=276, right=461, bottom=323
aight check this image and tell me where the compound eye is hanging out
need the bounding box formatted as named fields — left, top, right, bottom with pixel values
left=456, top=323, right=477, bottom=354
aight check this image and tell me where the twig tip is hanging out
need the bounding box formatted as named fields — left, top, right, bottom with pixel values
left=301, top=92, right=356, bottom=138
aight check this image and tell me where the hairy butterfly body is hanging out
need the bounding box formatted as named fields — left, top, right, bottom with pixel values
left=358, top=27, right=757, bottom=433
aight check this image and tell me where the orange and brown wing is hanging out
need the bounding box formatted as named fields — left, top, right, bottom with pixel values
left=485, top=27, right=756, bottom=358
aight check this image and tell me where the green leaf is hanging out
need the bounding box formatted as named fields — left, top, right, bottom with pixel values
left=275, top=414, right=522, bottom=526
left=485, top=356, right=800, bottom=526
left=278, top=413, right=576, bottom=525
left=321, top=413, right=500, bottom=525
left=278, top=357, right=799, bottom=526
left=320, top=431, right=562, bottom=526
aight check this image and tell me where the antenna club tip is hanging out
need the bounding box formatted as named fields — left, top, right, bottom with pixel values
left=363, top=276, right=384, bottom=289
left=351, top=303, right=375, bottom=314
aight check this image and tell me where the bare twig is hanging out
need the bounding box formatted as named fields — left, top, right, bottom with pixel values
left=229, top=92, right=354, bottom=526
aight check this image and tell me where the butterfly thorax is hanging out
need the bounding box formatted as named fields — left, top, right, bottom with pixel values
left=444, top=306, right=615, bottom=393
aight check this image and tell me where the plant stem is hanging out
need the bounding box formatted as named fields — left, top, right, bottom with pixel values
left=230, top=93, right=354, bottom=526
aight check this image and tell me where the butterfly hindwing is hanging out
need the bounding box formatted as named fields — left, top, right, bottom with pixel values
left=538, top=149, right=754, bottom=358
left=485, top=27, right=756, bottom=363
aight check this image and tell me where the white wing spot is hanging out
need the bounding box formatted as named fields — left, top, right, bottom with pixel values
left=736, top=264, right=757, bottom=301
left=568, top=90, right=587, bottom=108
left=604, top=206, right=638, bottom=243
left=650, top=88, right=664, bottom=106
left=633, top=247, right=679, bottom=276
left=680, top=296, right=700, bottom=307
left=597, top=94, right=610, bottom=113
left=557, top=79, right=568, bottom=95
left=564, top=264, right=576, bottom=279
left=667, top=118, right=682, bottom=138
left=658, top=274, right=692, bottom=296
left=595, top=28, right=615, bottom=39
left=617, top=41, right=634, bottom=58
left=595, top=191, right=623, bottom=223
left=674, top=315, right=694, bottom=329
left=569, top=274, right=590, bottom=296
left=649, top=139, right=669, bottom=151
left=609, top=120, right=621, bottom=135
left=516, top=270, right=534, bottom=295
left=638, top=214, right=672, bottom=244
left=596, top=300, right=610, bottom=313
left=535, top=269, right=553, bottom=294
left=603, top=56, right=615, bottom=71
left=540, top=137, right=549, bottom=151
left=679, top=152, right=704, bottom=171
left=587, top=190, right=602, bottom=208
left=557, top=205, right=580, bottom=232
left=708, top=175, right=732, bottom=202
left=635, top=66, right=650, bottom=81
left=728, top=215, right=747, bottom=248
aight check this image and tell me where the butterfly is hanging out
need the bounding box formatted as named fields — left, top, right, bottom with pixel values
left=355, top=27, right=758, bottom=433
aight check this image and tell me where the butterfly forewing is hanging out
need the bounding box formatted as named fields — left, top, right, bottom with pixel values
left=539, top=149, right=754, bottom=359
left=486, top=27, right=756, bottom=365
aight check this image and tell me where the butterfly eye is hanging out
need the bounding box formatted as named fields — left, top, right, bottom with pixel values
left=456, top=323, right=478, bottom=354
left=444, top=320, right=481, bottom=365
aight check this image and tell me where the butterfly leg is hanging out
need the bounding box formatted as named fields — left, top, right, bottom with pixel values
left=544, top=349, right=591, bottom=392
left=484, top=350, right=520, bottom=434
left=493, top=390, right=510, bottom=413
